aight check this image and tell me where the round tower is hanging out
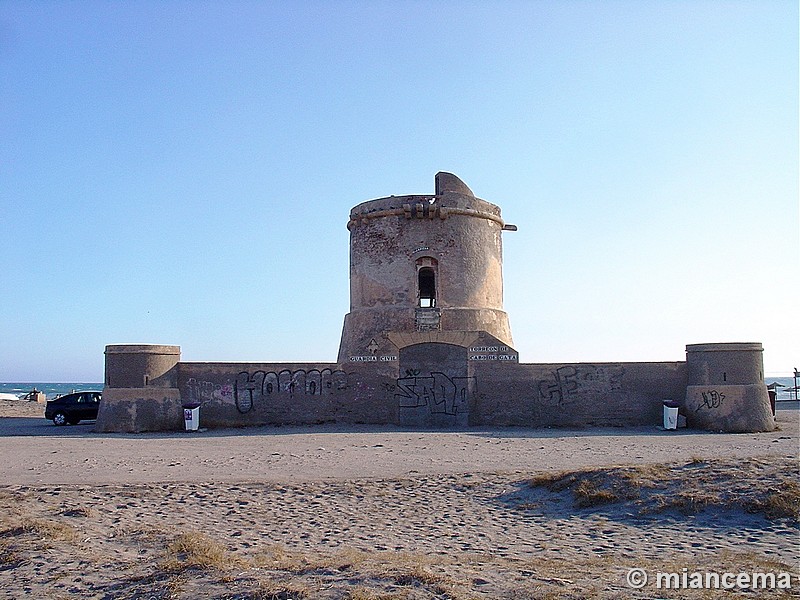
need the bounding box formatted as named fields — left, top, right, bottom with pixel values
left=96, top=344, right=182, bottom=432
left=338, top=172, right=515, bottom=362
left=684, top=342, right=774, bottom=432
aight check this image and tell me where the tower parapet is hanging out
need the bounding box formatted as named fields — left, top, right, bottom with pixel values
left=104, top=344, right=180, bottom=388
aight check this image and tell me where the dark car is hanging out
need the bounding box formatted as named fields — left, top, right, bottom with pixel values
left=45, top=391, right=102, bottom=425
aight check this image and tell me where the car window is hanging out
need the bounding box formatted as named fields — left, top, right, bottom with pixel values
left=89, top=393, right=101, bottom=403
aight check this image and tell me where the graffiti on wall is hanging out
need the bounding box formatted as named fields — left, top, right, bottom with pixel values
left=696, top=389, right=725, bottom=411
left=186, top=378, right=233, bottom=405
left=233, top=369, right=349, bottom=414
left=395, top=370, right=475, bottom=417
left=537, top=365, right=625, bottom=408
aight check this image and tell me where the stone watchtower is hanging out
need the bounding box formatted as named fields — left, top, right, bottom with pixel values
left=338, top=172, right=518, bottom=426
left=338, top=172, right=516, bottom=362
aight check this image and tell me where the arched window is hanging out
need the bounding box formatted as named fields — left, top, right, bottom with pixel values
left=418, top=267, right=436, bottom=307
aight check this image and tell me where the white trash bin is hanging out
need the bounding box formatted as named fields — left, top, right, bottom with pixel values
left=183, top=403, right=200, bottom=431
left=662, top=400, right=679, bottom=430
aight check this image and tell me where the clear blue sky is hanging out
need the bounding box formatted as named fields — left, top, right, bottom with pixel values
left=1, top=1, right=797, bottom=381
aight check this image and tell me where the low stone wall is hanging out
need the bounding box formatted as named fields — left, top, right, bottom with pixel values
left=471, top=361, right=688, bottom=427
left=95, top=349, right=773, bottom=433
left=98, top=360, right=696, bottom=432
left=176, top=362, right=395, bottom=429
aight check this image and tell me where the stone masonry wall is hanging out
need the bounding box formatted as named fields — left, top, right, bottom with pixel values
left=471, top=361, right=688, bottom=427
left=177, top=362, right=396, bottom=428
left=162, top=360, right=689, bottom=431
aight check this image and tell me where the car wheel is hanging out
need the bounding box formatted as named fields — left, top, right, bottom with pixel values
left=53, top=412, right=68, bottom=426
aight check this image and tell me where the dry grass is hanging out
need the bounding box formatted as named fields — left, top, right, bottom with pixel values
left=0, top=539, right=19, bottom=567
left=573, top=480, right=618, bottom=508
left=750, top=480, right=800, bottom=520
left=528, top=471, right=571, bottom=492
left=344, top=588, right=413, bottom=600
left=527, top=458, right=800, bottom=520
left=251, top=583, right=311, bottom=599
left=647, top=488, right=725, bottom=515
left=60, top=506, right=95, bottom=518
left=376, top=560, right=449, bottom=593
left=161, top=531, right=245, bottom=572
left=0, top=516, right=80, bottom=567
left=528, top=464, right=669, bottom=509
left=114, top=523, right=171, bottom=539
left=27, top=518, right=79, bottom=542
left=164, top=538, right=463, bottom=598
left=254, top=543, right=321, bottom=572
left=2, top=518, right=79, bottom=543
left=617, top=463, right=672, bottom=486
left=253, top=545, right=464, bottom=599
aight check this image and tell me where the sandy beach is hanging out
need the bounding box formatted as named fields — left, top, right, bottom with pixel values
left=0, top=400, right=797, bottom=599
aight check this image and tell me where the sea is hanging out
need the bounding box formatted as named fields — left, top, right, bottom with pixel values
left=0, top=382, right=103, bottom=400
left=0, top=377, right=798, bottom=401
left=767, top=376, right=800, bottom=402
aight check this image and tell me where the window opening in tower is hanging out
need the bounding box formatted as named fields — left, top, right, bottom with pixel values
left=418, top=267, right=436, bottom=308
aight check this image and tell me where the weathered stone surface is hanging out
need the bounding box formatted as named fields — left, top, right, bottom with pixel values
left=397, top=342, right=471, bottom=427
left=685, top=384, right=775, bottom=433
left=472, top=361, right=688, bottom=427
left=95, top=388, right=182, bottom=433
left=104, top=345, right=180, bottom=389
left=176, top=362, right=394, bottom=428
